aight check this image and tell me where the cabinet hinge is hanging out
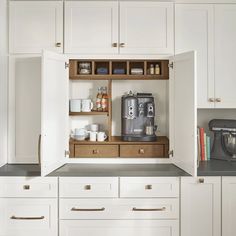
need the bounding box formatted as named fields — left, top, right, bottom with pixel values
left=168, top=62, right=174, bottom=69
left=65, top=150, right=70, bottom=157
left=168, top=150, right=174, bottom=157
left=65, top=62, right=70, bottom=69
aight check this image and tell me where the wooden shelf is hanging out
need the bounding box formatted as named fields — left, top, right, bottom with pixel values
left=69, top=111, right=109, bottom=116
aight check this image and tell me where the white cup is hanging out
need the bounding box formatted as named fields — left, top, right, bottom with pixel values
left=75, top=128, right=88, bottom=136
left=82, top=99, right=94, bottom=112
left=97, top=132, right=107, bottom=142
left=70, top=99, right=81, bottom=112
left=90, top=124, right=99, bottom=132
left=90, top=131, right=97, bottom=142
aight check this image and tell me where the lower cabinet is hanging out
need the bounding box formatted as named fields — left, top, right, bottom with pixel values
left=181, top=177, right=221, bottom=236
left=222, top=177, right=236, bottom=236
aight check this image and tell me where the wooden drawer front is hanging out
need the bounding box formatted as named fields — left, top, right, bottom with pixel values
left=120, top=177, right=179, bottom=198
left=120, top=145, right=164, bottom=157
left=59, top=177, right=119, bottom=198
left=60, top=220, right=179, bottom=236
left=0, top=198, right=57, bottom=236
left=75, top=145, right=119, bottom=157
left=0, top=177, right=58, bottom=198
left=60, top=198, right=179, bottom=220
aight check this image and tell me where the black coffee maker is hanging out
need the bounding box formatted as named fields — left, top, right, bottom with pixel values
left=209, top=119, right=236, bottom=161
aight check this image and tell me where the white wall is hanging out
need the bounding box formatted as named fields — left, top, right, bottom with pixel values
left=0, top=0, right=8, bottom=167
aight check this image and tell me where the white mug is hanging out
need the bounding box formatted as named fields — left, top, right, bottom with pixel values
left=70, top=99, right=81, bottom=112
left=90, top=124, right=99, bottom=132
left=97, top=132, right=107, bottom=142
left=82, top=99, right=93, bottom=112
left=89, top=131, right=97, bottom=142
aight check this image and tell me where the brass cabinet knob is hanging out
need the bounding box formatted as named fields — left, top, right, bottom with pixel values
left=23, top=185, right=30, bottom=190
left=55, top=42, right=62, bottom=47
left=208, top=98, right=215, bottom=102
left=215, top=98, right=221, bottom=102
left=139, top=148, right=145, bottom=154
left=93, top=149, right=99, bottom=154
left=84, top=185, right=91, bottom=190
left=120, top=43, right=125, bottom=47
left=112, top=43, right=118, bottom=47
left=198, top=178, right=204, bottom=184
left=145, top=184, right=152, bottom=190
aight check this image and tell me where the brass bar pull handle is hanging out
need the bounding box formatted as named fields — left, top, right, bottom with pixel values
left=11, top=216, right=45, bottom=220
left=71, top=207, right=105, bottom=212
left=38, top=134, right=41, bottom=164
left=132, top=207, right=166, bottom=212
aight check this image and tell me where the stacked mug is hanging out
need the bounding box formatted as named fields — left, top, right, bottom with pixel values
left=70, top=99, right=93, bottom=112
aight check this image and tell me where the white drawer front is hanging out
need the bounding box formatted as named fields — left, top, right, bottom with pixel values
left=0, top=177, right=58, bottom=198
left=60, top=220, right=179, bottom=236
left=0, top=198, right=57, bottom=236
left=59, top=177, right=119, bottom=198
left=120, top=177, right=179, bottom=198
left=60, top=199, right=179, bottom=220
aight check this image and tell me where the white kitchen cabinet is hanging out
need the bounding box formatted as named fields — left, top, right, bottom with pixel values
left=9, top=1, right=63, bottom=54
left=214, top=5, right=236, bottom=108
left=65, top=1, right=119, bottom=54
left=119, top=2, right=174, bottom=55
left=222, top=177, right=236, bottom=236
left=181, top=177, right=221, bottom=236
left=175, top=4, right=214, bottom=108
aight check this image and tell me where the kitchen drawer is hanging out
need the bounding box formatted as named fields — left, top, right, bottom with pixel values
left=120, top=177, right=179, bottom=198
left=59, top=177, right=119, bottom=198
left=74, top=145, right=119, bottom=158
left=0, top=177, right=58, bottom=198
left=0, top=198, right=57, bottom=236
left=60, top=198, right=179, bottom=220
left=60, top=220, right=179, bottom=236
left=120, top=144, right=164, bottom=157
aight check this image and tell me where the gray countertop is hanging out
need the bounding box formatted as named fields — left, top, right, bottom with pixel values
left=0, top=164, right=41, bottom=176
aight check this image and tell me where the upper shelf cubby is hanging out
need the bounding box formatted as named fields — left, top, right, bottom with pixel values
left=69, top=59, right=169, bottom=80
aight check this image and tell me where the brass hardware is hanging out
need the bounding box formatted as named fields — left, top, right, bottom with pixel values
left=120, top=43, right=125, bottom=47
left=132, top=207, right=166, bottom=212
left=38, top=134, right=41, bottom=164
left=23, top=185, right=30, bottom=190
left=145, top=185, right=152, bottom=190
left=71, top=207, right=105, bottom=212
left=84, top=185, right=91, bottom=190
left=56, top=42, right=61, bottom=47
left=112, top=43, right=118, bottom=47
left=11, top=216, right=45, bottom=220
left=215, top=98, right=221, bottom=102
left=65, top=62, right=70, bottom=69
left=65, top=150, right=70, bottom=157
left=168, top=62, right=174, bottom=69
left=198, top=178, right=204, bottom=183
left=139, top=148, right=145, bottom=154
left=168, top=150, right=174, bottom=157
left=208, top=98, right=215, bottom=102
left=93, top=149, right=99, bottom=154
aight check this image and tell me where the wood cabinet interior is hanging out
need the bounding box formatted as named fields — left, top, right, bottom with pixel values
left=69, top=59, right=169, bottom=159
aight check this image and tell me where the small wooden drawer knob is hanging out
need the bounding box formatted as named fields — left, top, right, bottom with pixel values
left=23, top=185, right=30, bottom=190
left=93, top=149, right=99, bottom=154
left=145, top=185, right=152, bottom=190
left=84, top=185, right=91, bottom=190
left=139, top=148, right=145, bottom=154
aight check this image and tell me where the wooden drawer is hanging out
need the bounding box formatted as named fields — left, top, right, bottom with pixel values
left=60, top=220, right=179, bottom=236
left=0, top=198, right=57, bottom=236
left=60, top=198, right=179, bottom=220
left=59, top=177, right=119, bottom=198
left=75, top=145, right=119, bottom=158
left=120, top=177, right=179, bottom=198
left=0, top=177, right=58, bottom=198
left=120, top=144, right=164, bottom=157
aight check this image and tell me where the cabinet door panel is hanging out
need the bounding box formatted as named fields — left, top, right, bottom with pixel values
left=65, top=1, right=119, bottom=54
left=120, top=2, right=174, bottom=55
left=9, top=1, right=63, bottom=53
left=215, top=5, right=236, bottom=108
left=175, top=4, right=214, bottom=108
left=181, top=177, right=221, bottom=236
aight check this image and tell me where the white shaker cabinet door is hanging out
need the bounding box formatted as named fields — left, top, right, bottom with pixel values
left=9, top=1, right=63, bottom=54
left=222, top=177, right=236, bottom=236
left=215, top=5, right=236, bottom=108
left=181, top=177, right=221, bottom=236
left=65, top=1, right=119, bottom=54
left=119, top=1, right=174, bottom=55
left=175, top=4, right=214, bottom=108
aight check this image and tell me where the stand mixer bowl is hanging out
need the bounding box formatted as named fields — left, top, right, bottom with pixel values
left=222, top=132, right=236, bottom=158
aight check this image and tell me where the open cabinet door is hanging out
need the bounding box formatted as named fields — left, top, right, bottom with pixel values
left=41, top=51, right=69, bottom=176
left=169, top=51, right=197, bottom=176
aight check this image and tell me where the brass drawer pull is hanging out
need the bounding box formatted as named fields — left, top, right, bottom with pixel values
left=11, top=216, right=45, bottom=220
left=215, top=98, right=221, bottom=102
left=71, top=207, right=105, bottom=212
left=198, top=178, right=204, bottom=183
left=93, top=149, right=99, bottom=154
left=120, top=43, right=125, bottom=47
left=112, top=43, right=118, bottom=47
left=145, top=185, right=152, bottom=190
left=84, top=185, right=91, bottom=190
left=139, top=148, right=145, bottom=154
left=23, top=185, right=30, bottom=190
left=132, top=207, right=166, bottom=212
left=55, top=42, right=62, bottom=47
left=208, top=98, right=215, bottom=102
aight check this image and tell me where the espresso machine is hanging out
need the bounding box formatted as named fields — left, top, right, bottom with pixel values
left=209, top=119, right=236, bottom=161
left=121, top=92, right=157, bottom=141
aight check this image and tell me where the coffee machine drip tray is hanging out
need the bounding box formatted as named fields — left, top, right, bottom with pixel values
left=122, top=135, right=157, bottom=142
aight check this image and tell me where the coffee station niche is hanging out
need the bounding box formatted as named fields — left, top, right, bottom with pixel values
left=68, top=59, right=170, bottom=158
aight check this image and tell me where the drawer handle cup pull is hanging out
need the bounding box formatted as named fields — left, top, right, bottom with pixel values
left=84, top=185, right=91, bottom=190
left=132, top=207, right=166, bottom=212
left=71, top=207, right=105, bottom=212
left=198, top=178, right=204, bottom=183
left=145, top=185, right=152, bottom=190
left=23, top=185, right=30, bottom=190
left=11, top=216, right=45, bottom=220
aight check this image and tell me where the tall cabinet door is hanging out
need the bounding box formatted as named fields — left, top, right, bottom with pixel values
left=215, top=5, right=236, bottom=108
left=119, top=2, right=174, bottom=55
left=41, top=51, right=69, bottom=176
left=175, top=4, right=214, bottom=108
left=9, top=1, right=63, bottom=54
left=169, top=51, right=197, bottom=176
left=65, top=1, right=119, bottom=54
left=181, top=177, right=221, bottom=236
